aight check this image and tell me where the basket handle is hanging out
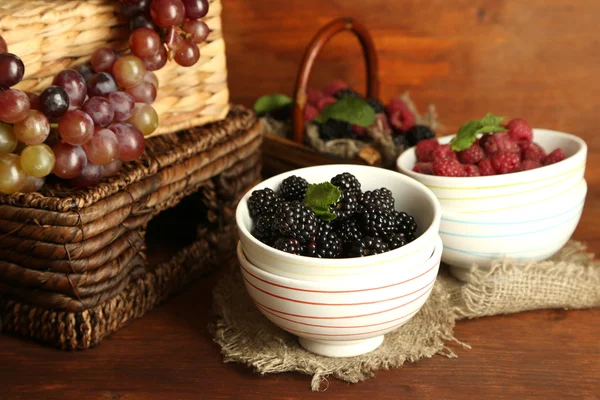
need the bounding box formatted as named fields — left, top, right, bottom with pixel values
left=292, top=17, right=380, bottom=144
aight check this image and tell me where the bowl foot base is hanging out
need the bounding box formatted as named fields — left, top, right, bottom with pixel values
left=298, top=335, right=384, bottom=358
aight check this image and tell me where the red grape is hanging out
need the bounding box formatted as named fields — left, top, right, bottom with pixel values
left=165, top=26, right=183, bottom=50
left=82, top=128, right=119, bottom=165
left=182, top=19, right=210, bottom=43
left=82, top=96, right=115, bottom=127
left=58, top=110, right=94, bottom=145
left=102, top=159, right=123, bottom=177
left=143, top=71, right=159, bottom=90
left=150, top=0, right=185, bottom=28
left=26, top=92, right=40, bottom=111
left=78, top=65, right=95, bottom=81
left=182, top=0, right=209, bottom=19
left=20, top=174, right=44, bottom=193
left=13, top=110, right=50, bottom=145
left=0, top=153, right=27, bottom=194
left=142, top=44, right=167, bottom=71
left=109, top=122, right=145, bottom=161
left=53, top=69, right=87, bottom=110
left=52, top=141, right=87, bottom=179
left=130, top=13, right=158, bottom=31
left=0, top=36, right=7, bottom=54
left=113, top=55, right=146, bottom=88
left=91, top=48, right=118, bottom=73
left=87, top=72, right=118, bottom=97
left=20, top=143, right=55, bottom=177
left=0, top=89, right=30, bottom=123
left=121, top=0, right=150, bottom=19
left=130, top=27, right=161, bottom=58
left=0, top=122, right=17, bottom=154
left=127, top=103, right=159, bottom=136
left=0, top=53, right=25, bottom=87
left=39, top=86, right=69, bottom=118
left=107, top=91, right=136, bottom=122
left=69, top=163, right=103, bottom=189
left=126, top=82, right=157, bottom=104
left=174, top=38, right=200, bottom=67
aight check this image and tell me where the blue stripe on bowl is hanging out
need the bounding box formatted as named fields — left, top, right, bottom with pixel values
left=442, top=245, right=562, bottom=260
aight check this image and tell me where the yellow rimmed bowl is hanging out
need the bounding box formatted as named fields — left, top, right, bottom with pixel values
left=236, top=165, right=442, bottom=282
left=397, top=129, right=588, bottom=279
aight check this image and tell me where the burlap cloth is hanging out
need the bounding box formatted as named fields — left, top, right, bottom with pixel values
left=209, top=240, right=600, bottom=391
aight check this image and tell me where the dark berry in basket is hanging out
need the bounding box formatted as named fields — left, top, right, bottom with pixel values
left=393, top=133, right=410, bottom=149
left=305, top=223, right=343, bottom=258
left=348, top=236, right=389, bottom=257
left=406, top=125, right=436, bottom=147
left=358, top=206, right=395, bottom=238
left=330, top=192, right=359, bottom=220
left=360, top=188, right=395, bottom=211
left=334, top=88, right=362, bottom=100
left=393, top=211, right=417, bottom=239
left=248, top=188, right=280, bottom=217
left=273, top=237, right=303, bottom=255
left=331, top=172, right=361, bottom=197
left=367, top=98, right=385, bottom=114
left=251, top=213, right=277, bottom=244
left=386, top=233, right=409, bottom=250
left=267, top=103, right=293, bottom=121
left=318, top=119, right=353, bottom=141
left=279, top=175, right=309, bottom=201
left=272, top=200, right=318, bottom=245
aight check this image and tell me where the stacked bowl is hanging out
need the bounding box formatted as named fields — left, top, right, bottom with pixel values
left=397, top=129, right=587, bottom=280
left=236, top=165, right=443, bottom=357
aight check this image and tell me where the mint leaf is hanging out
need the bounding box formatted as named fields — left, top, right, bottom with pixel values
left=314, top=96, right=375, bottom=127
left=303, top=182, right=342, bottom=222
left=253, top=94, right=293, bottom=115
left=450, top=113, right=508, bottom=151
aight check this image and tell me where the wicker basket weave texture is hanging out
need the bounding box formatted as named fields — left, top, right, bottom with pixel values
left=0, top=0, right=229, bottom=136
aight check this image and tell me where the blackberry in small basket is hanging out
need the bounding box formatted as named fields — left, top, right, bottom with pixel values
left=251, top=213, right=276, bottom=244
left=331, top=172, right=362, bottom=197
left=360, top=188, right=395, bottom=211
left=358, top=206, right=395, bottom=238
left=393, top=211, right=418, bottom=240
left=318, top=119, right=353, bottom=141
left=279, top=175, right=309, bottom=201
left=366, top=98, right=385, bottom=114
left=273, top=237, right=303, bottom=255
left=248, top=188, right=280, bottom=217
left=334, top=88, right=362, bottom=100
left=272, top=200, right=318, bottom=245
left=406, top=125, right=436, bottom=147
left=393, top=133, right=410, bottom=149
left=305, top=223, right=343, bottom=258
left=348, top=236, right=389, bottom=257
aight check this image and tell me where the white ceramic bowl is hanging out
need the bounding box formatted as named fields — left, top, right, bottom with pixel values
left=397, top=129, right=588, bottom=278
left=238, top=237, right=443, bottom=357
left=236, top=165, right=442, bottom=282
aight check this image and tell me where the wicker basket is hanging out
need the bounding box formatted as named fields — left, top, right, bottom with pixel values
left=0, top=0, right=229, bottom=137
left=0, top=106, right=262, bottom=349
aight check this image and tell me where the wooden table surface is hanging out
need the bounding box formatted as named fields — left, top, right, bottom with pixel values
left=0, top=172, right=598, bottom=400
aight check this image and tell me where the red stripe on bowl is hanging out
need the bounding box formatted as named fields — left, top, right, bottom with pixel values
left=269, top=319, right=408, bottom=338
left=239, top=262, right=438, bottom=293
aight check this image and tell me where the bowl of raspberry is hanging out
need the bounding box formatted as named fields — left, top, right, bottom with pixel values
left=396, top=115, right=587, bottom=279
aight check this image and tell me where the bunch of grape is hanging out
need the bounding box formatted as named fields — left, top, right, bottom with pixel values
left=120, top=0, right=211, bottom=68
left=0, top=36, right=152, bottom=194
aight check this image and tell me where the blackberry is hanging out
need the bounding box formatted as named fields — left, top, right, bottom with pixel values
left=358, top=206, right=395, bottom=238
left=330, top=172, right=361, bottom=197
left=366, top=98, right=385, bottom=114
left=360, top=188, right=395, bottom=211
left=393, top=132, right=410, bottom=149
left=331, top=193, right=359, bottom=220
left=406, top=125, right=435, bottom=147
left=305, top=227, right=343, bottom=258
left=387, top=233, right=409, bottom=250
left=248, top=188, right=280, bottom=217
left=273, top=237, right=302, bottom=255
left=318, top=119, right=353, bottom=141
left=393, top=211, right=417, bottom=240
left=334, top=88, right=362, bottom=100
left=347, top=237, right=389, bottom=257
left=337, top=219, right=363, bottom=244
left=272, top=201, right=318, bottom=245
left=267, top=103, right=293, bottom=121
left=251, top=213, right=276, bottom=244
left=279, top=175, right=309, bottom=201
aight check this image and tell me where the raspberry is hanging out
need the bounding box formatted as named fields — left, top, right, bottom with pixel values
left=406, top=125, right=435, bottom=146
left=413, top=162, right=433, bottom=175
left=517, top=139, right=531, bottom=150
left=491, top=152, right=521, bottom=174
left=464, top=164, right=480, bottom=176
left=521, top=159, right=542, bottom=171
left=432, top=158, right=466, bottom=177
left=542, top=148, right=566, bottom=166
left=431, top=144, right=457, bottom=161
left=482, top=131, right=520, bottom=155
left=307, top=88, right=325, bottom=107
left=386, top=98, right=409, bottom=113
left=304, top=104, right=319, bottom=122
left=415, top=138, right=439, bottom=162
left=522, top=142, right=547, bottom=162
left=316, top=96, right=338, bottom=112
left=457, top=143, right=485, bottom=164
left=478, top=158, right=496, bottom=176
left=352, top=125, right=368, bottom=137
left=323, top=80, right=349, bottom=97
left=366, top=98, right=385, bottom=114
left=388, top=108, right=415, bottom=132
left=279, top=175, right=309, bottom=201
left=506, top=118, right=533, bottom=142
left=335, top=88, right=362, bottom=100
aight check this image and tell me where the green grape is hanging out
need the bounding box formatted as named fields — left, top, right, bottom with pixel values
left=0, top=153, right=27, bottom=194
left=13, top=110, right=50, bottom=145
left=127, top=103, right=158, bottom=136
left=20, top=144, right=56, bottom=178
left=113, top=55, right=146, bottom=88
left=0, top=122, right=18, bottom=153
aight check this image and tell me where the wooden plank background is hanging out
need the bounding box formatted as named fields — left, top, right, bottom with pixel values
left=223, top=0, right=600, bottom=183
